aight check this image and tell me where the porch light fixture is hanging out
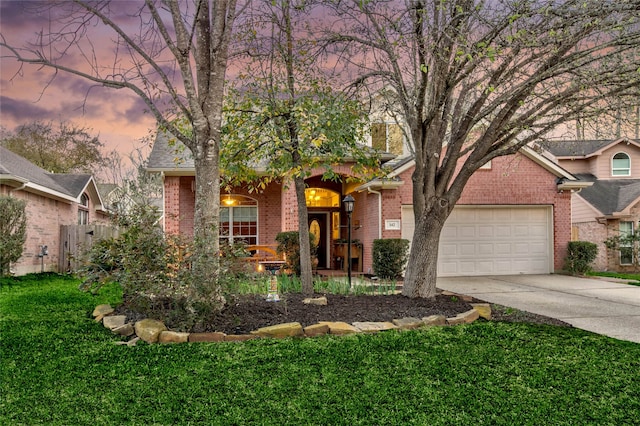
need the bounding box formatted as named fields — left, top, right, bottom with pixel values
left=342, top=194, right=355, bottom=287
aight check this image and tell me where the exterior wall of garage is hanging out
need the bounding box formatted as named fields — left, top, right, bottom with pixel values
left=390, top=153, right=572, bottom=273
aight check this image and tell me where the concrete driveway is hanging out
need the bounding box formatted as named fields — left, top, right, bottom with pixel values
left=436, top=274, right=640, bottom=344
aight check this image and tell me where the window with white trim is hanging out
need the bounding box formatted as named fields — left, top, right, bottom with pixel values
left=78, top=193, right=89, bottom=225
left=612, top=152, right=631, bottom=176
left=220, top=195, right=257, bottom=245
left=619, top=221, right=634, bottom=265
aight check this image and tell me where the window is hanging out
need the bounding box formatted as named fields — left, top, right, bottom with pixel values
left=371, top=122, right=404, bottom=155
left=78, top=193, right=89, bottom=225
left=220, top=195, right=257, bottom=245
left=612, top=152, right=631, bottom=176
left=619, top=221, right=634, bottom=265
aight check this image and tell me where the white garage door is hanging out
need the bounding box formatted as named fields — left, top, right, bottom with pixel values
left=401, top=206, right=553, bottom=277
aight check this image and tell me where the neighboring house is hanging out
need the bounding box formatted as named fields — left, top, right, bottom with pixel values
left=541, top=138, right=640, bottom=271
left=147, top=130, right=585, bottom=277
left=0, top=146, right=108, bottom=275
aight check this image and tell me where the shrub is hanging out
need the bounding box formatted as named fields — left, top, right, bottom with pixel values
left=564, top=241, right=598, bottom=275
left=373, top=239, right=410, bottom=279
left=78, top=204, right=225, bottom=331
left=0, top=196, right=27, bottom=276
left=275, top=231, right=316, bottom=276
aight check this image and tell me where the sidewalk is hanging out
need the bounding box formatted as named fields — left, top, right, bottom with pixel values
left=437, top=274, right=640, bottom=344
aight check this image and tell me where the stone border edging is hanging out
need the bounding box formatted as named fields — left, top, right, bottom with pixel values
left=92, top=295, right=492, bottom=346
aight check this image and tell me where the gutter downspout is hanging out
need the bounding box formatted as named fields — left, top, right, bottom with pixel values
left=367, top=187, right=382, bottom=239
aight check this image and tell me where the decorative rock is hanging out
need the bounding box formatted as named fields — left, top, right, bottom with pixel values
left=134, top=319, right=167, bottom=344
left=319, top=321, right=360, bottom=335
left=112, top=323, right=135, bottom=337
left=304, top=323, right=330, bottom=337
left=103, top=315, right=127, bottom=330
left=303, top=296, right=328, bottom=306
left=189, top=332, right=226, bottom=342
left=225, top=334, right=259, bottom=342
left=471, top=303, right=492, bottom=320
left=93, top=304, right=114, bottom=318
left=159, top=331, right=190, bottom=344
left=422, top=315, right=447, bottom=326
left=392, top=317, right=424, bottom=330
left=127, top=337, right=140, bottom=347
left=251, top=322, right=304, bottom=338
left=352, top=322, right=397, bottom=333
left=447, top=309, right=480, bottom=325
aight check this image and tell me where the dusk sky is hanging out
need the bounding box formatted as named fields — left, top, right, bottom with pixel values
left=0, top=1, right=157, bottom=159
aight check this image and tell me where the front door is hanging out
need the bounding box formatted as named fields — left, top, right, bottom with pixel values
left=308, top=213, right=328, bottom=268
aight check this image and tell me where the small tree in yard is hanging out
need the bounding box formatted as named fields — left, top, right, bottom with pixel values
left=605, top=234, right=640, bottom=272
left=0, top=196, right=27, bottom=276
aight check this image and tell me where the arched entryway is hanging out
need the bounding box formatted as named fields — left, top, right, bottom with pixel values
left=305, top=187, right=341, bottom=269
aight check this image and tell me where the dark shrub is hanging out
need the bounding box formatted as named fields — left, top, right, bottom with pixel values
left=565, top=241, right=598, bottom=275
left=275, top=231, right=316, bottom=276
left=373, top=239, right=410, bottom=279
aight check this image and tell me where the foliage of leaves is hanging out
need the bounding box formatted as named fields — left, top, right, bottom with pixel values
left=564, top=241, right=599, bottom=275
left=0, top=196, right=27, bottom=276
left=372, top=239, right=410, bottom=279
left=77, top=204, right=230, bottom=330
left=1, top=121, right=106, bottom=175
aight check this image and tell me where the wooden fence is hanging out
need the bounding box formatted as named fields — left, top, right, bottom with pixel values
left=59, top=225, right=119, bottom=273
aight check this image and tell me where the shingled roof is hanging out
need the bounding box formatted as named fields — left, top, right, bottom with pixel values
left=574, top=173, right=640, bottom=216
left=0, top=146, right=98, bottom=203
left=540, top=138, right=640, bottom=158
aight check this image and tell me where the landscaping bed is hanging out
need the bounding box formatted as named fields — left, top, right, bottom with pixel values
left=117, top=290, right=572, bottom=334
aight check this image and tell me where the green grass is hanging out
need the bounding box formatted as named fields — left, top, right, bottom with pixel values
left=588, top=271, right=640, bottom=286
left=2, top=274, right=640, bottom=425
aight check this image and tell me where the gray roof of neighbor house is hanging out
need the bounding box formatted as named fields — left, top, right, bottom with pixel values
left=0, top=146, right=95, bottom=201
left=574, top=173, right=640, bottom=216
left=540, top=139, right=640, bottom=157
left=146, top=130, right=396, bottom=174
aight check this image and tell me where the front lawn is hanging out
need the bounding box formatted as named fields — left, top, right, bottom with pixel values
left=1, top=274, right=639, bottom=425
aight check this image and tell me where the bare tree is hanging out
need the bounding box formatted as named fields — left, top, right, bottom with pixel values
left=323, top=0, right=640, bottom=297
left=1, top=0, right=240, bottom=305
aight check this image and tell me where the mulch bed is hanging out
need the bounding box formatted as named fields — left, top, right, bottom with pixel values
left=121, top=290, right=571, bottom=334
left=208, top=292, right=572, bottom=334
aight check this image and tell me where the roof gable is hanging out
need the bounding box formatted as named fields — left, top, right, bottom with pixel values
left=0, top=146, right=104, bottom=207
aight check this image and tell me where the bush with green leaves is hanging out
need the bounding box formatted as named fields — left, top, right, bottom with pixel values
left=0, top=196, right=27, bottom=276
left=373, top=239, right=410, bottom=279
left=78, top=204, right=227, bottom=331
left=275, top=231, right=316, bottom=276
left=564, top=241, right=598, bottom=275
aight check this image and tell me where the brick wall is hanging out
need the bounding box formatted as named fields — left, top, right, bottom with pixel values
left=1, top=185, right=103, bottom=275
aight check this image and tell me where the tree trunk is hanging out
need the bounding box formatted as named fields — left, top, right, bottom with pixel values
left=294, top=175, right=314, bottom=295
left=190, top=134, right=222, bottom=306
left=402, top=203, right=449, bottom=299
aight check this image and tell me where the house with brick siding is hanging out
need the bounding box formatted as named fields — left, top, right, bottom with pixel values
left=147, top=130, right=586, bottom=277
left=0, top=146, right=108, bottom=275
left=541, top=138, right=640, bottom=271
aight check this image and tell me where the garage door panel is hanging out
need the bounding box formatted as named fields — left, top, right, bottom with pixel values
left=401, top=206, right=552, bottom=277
